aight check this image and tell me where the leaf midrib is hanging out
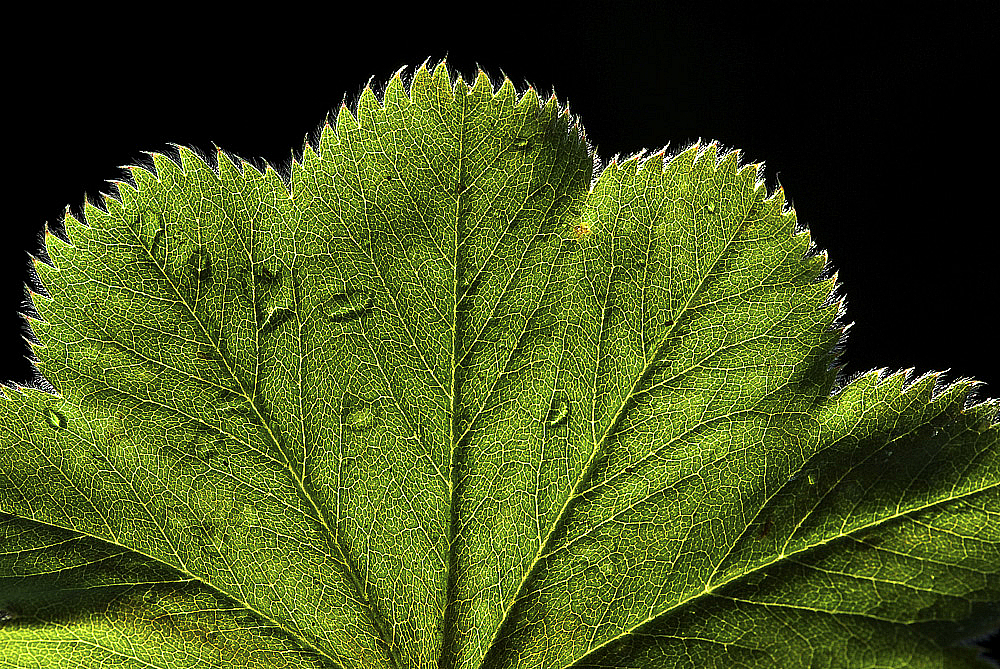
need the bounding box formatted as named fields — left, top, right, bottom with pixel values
left=442, top=82, right=467, bottom=669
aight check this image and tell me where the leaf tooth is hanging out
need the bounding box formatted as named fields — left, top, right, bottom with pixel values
left=214, top=144, right=240, bottom=179
left=263, top=160, right=288, bottom=191
left=702, top=141, right=720, bottom=165
left=541, top=90, right=561, bottom=117
left=101, top=193, right=126, bottom=219
left=299, top=143, right=320, bottom=171
left=431, top=58, right=453, bottom=97
left=110, top=177, right=138, bottom=201
left=967, top=398, right=999, bottom=432
left=472, top=68, right=493, bottom=97
left=620, top=151, right=643, bottom=175
left=769, top=183, right=788, bottom=209
left=55, top=207, right=86, bottom=247
left=878, top=368, right=911, bottom=394
left=932, top=376, right=978, bottom=408
left=316, top=114, right=336, bottom=157
left=495, top=75, right=517, bottom=106
left=737, top=158, right=761, bottom=182
left=289, top=155, right=307, bottom=184
left=125, top=162, right=157, bottom=192
left=516, top=85, right=541, bottom=112
left=383, top=69, right=408, bottom=109
left=357, top=85, right=382, bottom=123
left=159, top=147, right=194, bottom=180
left=716, top=147, right=739, bottom=176
left=452, top=72, right=472, bottom=99
left=82, top=199, right=110, bottom=229
left=335, top=103, right=357, bottom=135
left=410, top=59, right=434, bottom=97
left=239, top=157, right=265, bottom=181
left=662, top=142, right=698, bottom=180
left=638, top=150, right=666, bottom=175
left=185, top=146, right=219, bottom=181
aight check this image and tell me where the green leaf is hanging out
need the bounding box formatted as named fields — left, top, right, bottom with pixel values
left=1, top=61, right=997, bottom=669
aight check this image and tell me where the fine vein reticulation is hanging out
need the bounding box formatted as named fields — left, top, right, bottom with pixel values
left=1, top=61, right=997, bottom=669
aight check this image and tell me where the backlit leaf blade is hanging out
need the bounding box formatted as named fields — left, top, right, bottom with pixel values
left=2, top=61, right=997, bottom=669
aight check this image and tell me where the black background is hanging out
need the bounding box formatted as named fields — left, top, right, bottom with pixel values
left=3, top=4, right=997, bottom=661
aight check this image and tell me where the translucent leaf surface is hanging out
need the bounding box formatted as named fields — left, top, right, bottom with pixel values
left=1, top=61, right=998, bottom=669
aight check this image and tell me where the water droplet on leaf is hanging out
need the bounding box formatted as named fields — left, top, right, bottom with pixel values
left=345, top=404, right=379, bottom=431
left=348, top=408, right=373, bottom=429
left=261, top=306, right=295, bottom=336
left=254, top=265, right=280, bottom=286
left=187, top=247, right=212, bottom=282
left=136, top=209, right=166, bottom=260
left=545, top=399, right=570, bottom=428
left=216, top=390, right=251, bottom=418
left=325, top=290, right=373, bottom=322
left=42, top=407, right=67, bottom=431
left=458, top=274, right=480, bottom=300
